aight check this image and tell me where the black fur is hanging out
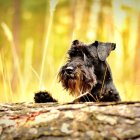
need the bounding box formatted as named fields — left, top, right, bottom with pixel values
left=34, top=91, right=56, bottom=103
left=34, top=40, right=121, bottom=103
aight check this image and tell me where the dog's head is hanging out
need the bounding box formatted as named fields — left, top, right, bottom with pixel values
left=58, top=40, right=116, bottom=96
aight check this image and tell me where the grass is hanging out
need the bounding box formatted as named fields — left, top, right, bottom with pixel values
left=0, top=0, right=139, bottom=103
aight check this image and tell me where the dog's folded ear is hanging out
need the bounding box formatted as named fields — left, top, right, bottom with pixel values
left=94, top=41, right=116, bottom=61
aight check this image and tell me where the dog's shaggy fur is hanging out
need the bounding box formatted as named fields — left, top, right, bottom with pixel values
left=34, top=40, right=121, bottom=103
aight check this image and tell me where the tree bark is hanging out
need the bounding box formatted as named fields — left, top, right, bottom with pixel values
left=0, top=102, right=140, bottom=140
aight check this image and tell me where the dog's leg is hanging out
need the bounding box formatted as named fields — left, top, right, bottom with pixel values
left=100, top=82, right=121, bottom=102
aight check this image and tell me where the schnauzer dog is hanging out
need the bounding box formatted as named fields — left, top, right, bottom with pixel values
left=34, top=40, right=121, bottom=103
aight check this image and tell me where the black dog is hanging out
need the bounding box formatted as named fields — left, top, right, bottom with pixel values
left=34, top=40, right=121, bottom=103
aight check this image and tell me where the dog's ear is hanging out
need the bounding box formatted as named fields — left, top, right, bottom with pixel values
left=94, top=41, right=116, bottom=61
left=72, top=40, right=80, bottom=45
left=72, top=40, right=84, bottom=48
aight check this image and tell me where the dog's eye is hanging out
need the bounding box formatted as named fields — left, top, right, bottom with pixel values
left=85, top=60, right=92, bottom=67
left=69, top=48, right=83, bottom=58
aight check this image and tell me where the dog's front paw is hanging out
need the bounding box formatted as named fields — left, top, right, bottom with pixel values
left=34, top=91, right=57, bottom=103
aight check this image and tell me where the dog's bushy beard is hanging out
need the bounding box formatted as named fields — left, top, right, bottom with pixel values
left=58, top=66, right=97, bottom=96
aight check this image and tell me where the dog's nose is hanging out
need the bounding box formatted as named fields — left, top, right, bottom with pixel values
left=65, top=66, right=74, bottom=74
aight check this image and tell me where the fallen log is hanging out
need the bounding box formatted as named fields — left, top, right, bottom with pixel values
left=0, top=102, right=140, bottom=140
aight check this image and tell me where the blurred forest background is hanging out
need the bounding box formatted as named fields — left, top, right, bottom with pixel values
left=0, top=0, right=140, bottom=103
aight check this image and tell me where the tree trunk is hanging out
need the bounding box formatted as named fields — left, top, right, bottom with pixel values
left=0, top=102, right=140, bottom=140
